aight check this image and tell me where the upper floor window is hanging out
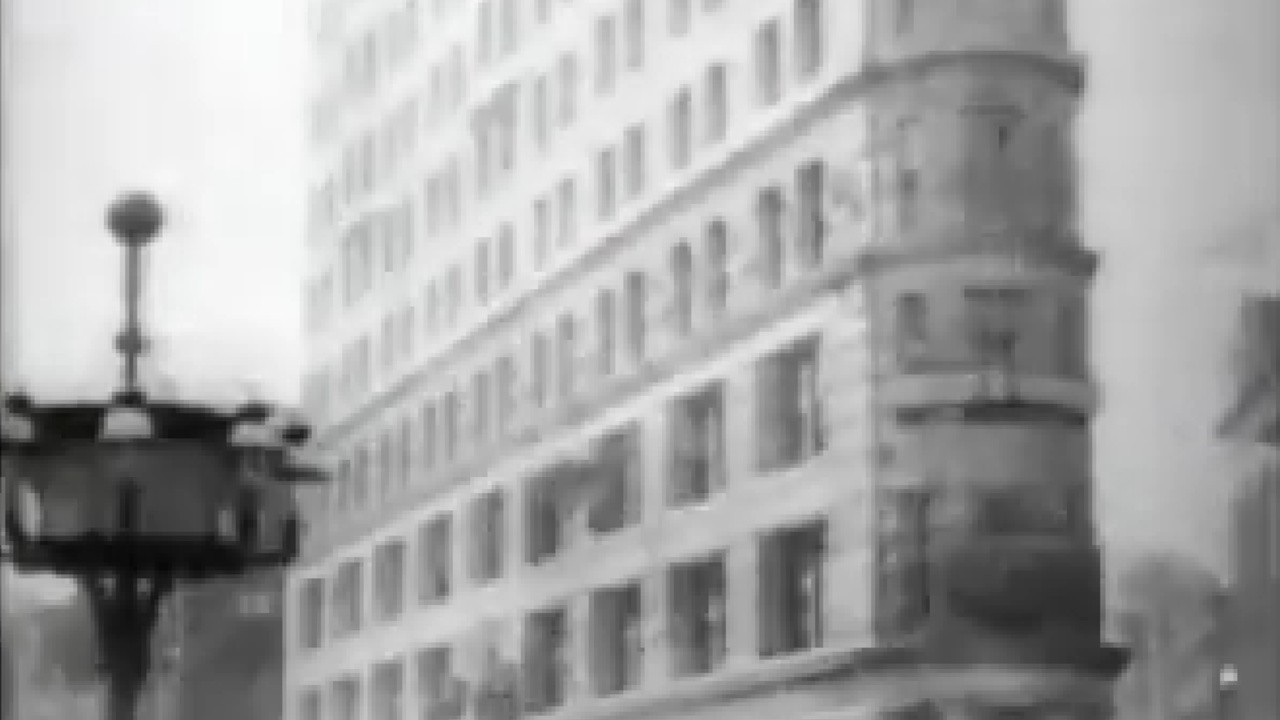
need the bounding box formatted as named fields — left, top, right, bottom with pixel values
left=498, top=0, right=518, bottom=55
left=475, top=240, right=492, bottom=305
left=795, top=0, right=824, bottom=78
left=589, top=583, right=644, bottom=696
left=757, top=186, right=786, bottom=289
left=595, top=14, right=618, bottom=94
left=624, top=0, right=645, bottom=69
left=523, top=607, right=570, bottom=712
left=525, top=463, right=573, bottom=565
left=496, top=354, right=518, bottom=431
left=531, top=331, right=550, bottom=407
left=557, top=313, right=577, bottom=399
left=670, top=88, right=693, bottom=169
left=557, top=54, right=578, bottom=125
left=477, top=1, right=495, bottom=65
left=624, top=271, right=647, bottom=361
left=469, top=490, right=506, bottom=583
left=420, top=401, right=438, bottom=470
left=531, top=73, right=550, bottom=150
left=331, top=677, right=362, bottom=720
left=331, top=560, right=364, bottom=638
left=443, top=389, right=461, bottom=459
left=796, top=160, right=826, bottom=268
left=418, top=515, right=453, bottom=604
left=671, top=242, right=695, bottom=335
left=624, top=124, right=647, bottom=198
left=597, top=147, right=618, bottom=219
left=706, top=219, right=730, bottom=315
left=897, top=118, right=922, bottom=228
left=754, top=20, right=782, bottom=106
left=299, top=688, right=323, bottom=720
left=417, top=647, right=463, bottom=720
left=875, top=488, right=931, bottom=638
left=472, top=370, right=491, bottom=441
left=756, top=337, right=824, bottom=471
left=964, top=286, right=1031, bottom=364
left=446, top=265, right=463, bottom=325
left=588, top=424, right=644, bottom=533
left=896, top=293, right=928, bottom=368
left=298, top=578, right=326, bottom=650
left=373, top=539, right=407, bottom=621
left=533, top=196, right=551, bottom=267
left=669, top=383, right=725, bottom=504
left=497, top=223, right=516, bottom=290
left=669, top=0, right=692, bottom=36
left=895, top=0, right=916, bottom=35
left=557, top=177, right=577, bottom=247
left=596, top=289, right=617, bottom=377
left=670, top=555, right=727, bottom=676
left=705, top=63, right=729, bottom=144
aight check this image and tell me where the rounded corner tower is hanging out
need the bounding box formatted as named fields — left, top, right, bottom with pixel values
left=856, top=0, right=1127, bottom=716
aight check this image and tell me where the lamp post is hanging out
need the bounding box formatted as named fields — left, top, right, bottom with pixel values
left=0, top=192, right=327, bottom=720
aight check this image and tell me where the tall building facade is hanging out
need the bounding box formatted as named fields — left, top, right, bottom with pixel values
left=290, top=1, right=1120, bottom=719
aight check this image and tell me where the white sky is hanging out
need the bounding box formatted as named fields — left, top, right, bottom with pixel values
left=1, top=0, right=1278, bottom=599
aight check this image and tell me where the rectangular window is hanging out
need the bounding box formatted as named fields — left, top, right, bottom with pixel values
left=497, top=223, right=515, bottom=289
left=532, top=73, right=549, bottom=149
left=796, top=160, right=826, bottom=268
left=898, top=118, right=922, bottom=229
left=964, top=286, right=1030, bottom=365
left=759, top=521, right=826, bottom=657
left=299, top=688, right=323, bottom=720
left=373, top=540, right=407, bottom=621
left=421, top=402, right=438, bottom=470
left=443, top=389, right=461, bottom=459
left=597, top=147, right=618, bottom=219
left=557, top=53, right=578, bottom=125
left=447, top=265, right=463, bottom=325
left=331, top=677, right=362, bottom=720
left=523, top=607, right=570, bottom=712
left=533, top=196, right=551, bottom=266
left=671, top=243, right=694, bottom=335
left=371, top=660, right=405, bottom=720
left=794, top=0, right=823, bottom=78
left=470, top=490, right=506, bottom=583
left=496, top=354, right=517, bottom=432
left=670, top=88, right=693, bottom=169
left=477, top=1, right=494, bottom=64
left=417, top=647, right=463, bottom=720
left=531, top=331, right=549, bottom=408
left=557, top=314, right=577, bottom=399
left=590, top=583, right=644, bottom=696
left=557, top=177, right=577, bottom=247
left=875, top=488, right=931, bottom=639
left=624, top=271, right=647, bottom=361
left=669, top=555, right=727, bottom=676
left=299, top=578, right=326, bottom=650
left=624, top=124, right=647, bottom=198
left=706, top=219, right=729, bottom=315
left=669, top=383, right=725, bottom=505
left=499, top=0, right=517, bottom=55
left=596, top=289, right=617, bottom=377
left=624, top=0, right=645, bottom=69
left=588, top=424, right=643, bottom=534
left=418, top=515, right=453, bottom=604
left=475, top=240, right=491, bottom=305
left=756, top=336, right=825, bottom=471
left=757, top=186, right=785, bottom=289
left=595, top=14, right=618, bottom=94
left=525, top=464, right=572, bottom=564
left=755, top=20, right=782, bottom=106
left=896, top=293, right=928, bottom=369
left=331, top=560, right=364, bottom=637
left=472, top=370, right=491, bottom=441
left=895, top=0, right=915, bottom=35
left=705, top=63, right=729, bottom=143
left=669, top=0, right=692, bottom=35
left=1057, top=295, right=1087, bottom=376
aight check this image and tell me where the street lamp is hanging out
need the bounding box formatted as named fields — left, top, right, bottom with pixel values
left=0, top=192, right=327, bottom=720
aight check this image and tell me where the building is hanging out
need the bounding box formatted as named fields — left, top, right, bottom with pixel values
left=289, top=1, right=1121, bottom=719
left=1220, top=295, right=1280, bottom=720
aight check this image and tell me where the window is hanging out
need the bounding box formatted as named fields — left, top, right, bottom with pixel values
left=794, top=0, right=823, bottom=78
left=331, top=677, right=362, bottom=720
left=398, top=416, right=412, bottom=486
left=895, top=0, right=915, bottom=35
left=532, top=73, right=549, bottom=149
left=418, top=515, right=453, bottom=604
left=499, top=0, right=517, bottom=55
left=896, top=293, right=928, bottom=368
left=557, top=313, right=577, bottom=399
left=470, top=490, right=506, bottom=582
left=523, top=607, right=570, bottom=712
left=421, top=401, right=439, bottom=470
left=331, top=560, right=364, bottom=637
left=533, top=196, right=551, bottom=266
left=670, top=556, right=726, bottom=676
left=759, top=521, right=826, bottom=656
left=447, top=265, right=463, bottom=324
left=299, top=578, right=326, bottom=650
left=590, top=583, right=643, bottom=695
left=964, top=287, right=1030, bottom=365
left=1057, top=295, right=1087, bottom=376
left=897, top=117, right=922, bottom=229
left=497, top=223, right=516, bottom=289
left=670, top=384, right=725, bottom=505
left=443, top=389, right=461, bottom=459
left=757, top=186, right=785, bottom=289
left=624, top=124, right=647, bottom=198
left=353, top=443, right=371, bottom=505
left=371, top=660, right=405, bottom=720
left=588, top=424, right=643, bottom=533
left=669, top=0, right=692, bottom=35
left=299, top=688, right=323, bottom=720
left=425, top=280, right=441, bottom=335
left=417, top=647, right=464, bottom=720
left=756, top=337, right=824, bottom=471
left=477, top=1, right=494, bottom=65
left=475, top=241, right=492, bottom=305
left=531, top=331, right=549, bottom=407
left=496, top=354, right=517, bottom=431
left=557, top=53, right=578, bottom=125
left=706, top=219, right=729, bottom=315
left=595, top=14, right=618, bottom=93
left=670, top=88, right=693, bottom=169
left=755, top=20, right=782, bottom=106
left=557, top=177, right=577, bottom=247
left=796, top=160, right=826, bottom=268
left=624, top=271, right=647, bottom=361
left=597, top=147, right=618, bottom=219
left=377, top=431, right=394, bottom=496
left=596, top=289, right=617, bottom=377
left=875, top=488, right=931, bottom=638
left=624, top=0, right=645, bottom=69
left=525, top=464, right=573, bottom=564
left=705, top=63, right=728, bottom=143
left=671, top=242, right=695, bottom=335
left=373, top=540, right=407, bottom=621
left=472, top=370, right=491, bottom=441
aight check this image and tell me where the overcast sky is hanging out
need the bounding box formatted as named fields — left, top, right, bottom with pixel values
left=2, top=0, right=1278, bottom=599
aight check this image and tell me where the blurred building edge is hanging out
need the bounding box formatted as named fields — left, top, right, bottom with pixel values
left=141, top=569, right=286, bottom=720
left=1219, top=293, right=1280, bottom=720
